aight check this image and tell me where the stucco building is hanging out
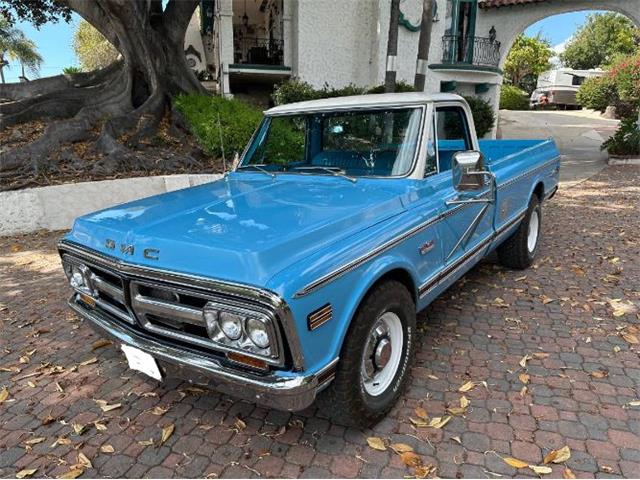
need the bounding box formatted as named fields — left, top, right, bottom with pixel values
left=185, top=0, right=639, bottom=118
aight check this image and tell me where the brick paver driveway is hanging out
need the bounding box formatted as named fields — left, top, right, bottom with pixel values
left=1, top=166, right=639, bottom=479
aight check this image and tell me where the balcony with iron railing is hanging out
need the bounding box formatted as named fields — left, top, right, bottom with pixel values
left=233, top=36, right=285, bottom=67
left=439, top=35, right=502, bottom=70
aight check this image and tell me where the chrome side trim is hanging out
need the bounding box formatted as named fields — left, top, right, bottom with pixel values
left=58, top=240, right=305, bottom=371
left=296, top=158, right=558, bottom=298
left=69, top=296, right=335, bottom=412
left=294, top=200, right=479, bottom=298
left=294, top=212, right=445, bottom=298
left=497, top=156, right=559, bottom=190
left=418, top=209, right=526, bottom=298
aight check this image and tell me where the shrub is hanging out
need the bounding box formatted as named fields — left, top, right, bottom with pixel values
left=576, top=76, right=619, bottom=112
left=271, top=79, right=319, bottom=106
left=601, top=116, right=640, bottom=156
left=366, top=81, right=417, bottom=94
left=63, top=66, right=82, bottom=75
left=174, top=94, right=262, bottom=157
left=463, top=96, right=496, bottom=138
left=500, top=85, right=529, bottom=110
left=272, top=79, right=417, bottom=106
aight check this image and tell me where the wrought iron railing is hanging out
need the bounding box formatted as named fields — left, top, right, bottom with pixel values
left=441, top=35, right=501, bottom=68
left=233, top=36, right=284, bottom=66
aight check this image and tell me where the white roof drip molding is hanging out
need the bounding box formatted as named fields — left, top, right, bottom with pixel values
left=265, top=92, right=464, bottom=116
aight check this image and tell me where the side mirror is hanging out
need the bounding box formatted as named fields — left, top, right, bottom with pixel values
left=452, top=150, right=486, bottom=191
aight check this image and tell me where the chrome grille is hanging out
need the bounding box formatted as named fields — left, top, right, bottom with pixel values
left=58, top=240, right=303, bottom=370
left=63, top=254, right=134, bottom=324
left=129, top=280, right=283, bottom=365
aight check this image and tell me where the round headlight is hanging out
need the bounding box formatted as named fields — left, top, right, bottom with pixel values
left=220, top=312, right=243, bottom=340
left=246, top=318, right=270, bottom=348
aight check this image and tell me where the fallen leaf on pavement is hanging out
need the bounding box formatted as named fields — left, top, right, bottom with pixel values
left=519, top=373, right=530, bottom=384
left=622, top=333, right=639, bottom=344
left=519, top=355, right=532, bottom=368
left=429, top=416, right=451, bottom=429
left=414, top=406, right=428, bottom=420
left=100, top=444, right=114, bottom=454
left=0, top=387, right=9, bottom=403
left=458, top=381, right=476, bottom=392
left=79, top=357, right=98, bottom=366
left=77, top=452, right=92, bottom=469
left=91, top=339, right=112, bottom=351
left=23, top=437, right=45, bottom=445
left=16, top=469, right=37, bottom=478
left=529, top=465, right=553, bottom=475
left=460, top=396, right=470, bottom=408
left=72, top=423, right=86, bottom=435
left=503, top=457, right=529, bottom=469
left=161, top=424, right=174, bottom=445
left=57, top=468, right=84, bottom=479
left=563, top=468, right=576, bottom=479
left=95, top=400, right=121, bottom=412
left=366, top=437, right=386, bottom=451
left=151, top=405, right=170, bottom=416
left=544, top=445, right=571, bottom=464
left=400, top=451, right=422, bottom=467
left=389, top=443, right=414, bottom=454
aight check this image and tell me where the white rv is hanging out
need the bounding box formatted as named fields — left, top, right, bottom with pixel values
left=530, top=68, right=605, bottom=109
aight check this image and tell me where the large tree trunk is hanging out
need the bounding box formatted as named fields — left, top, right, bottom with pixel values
left=0, top=0, right=205, bottom=181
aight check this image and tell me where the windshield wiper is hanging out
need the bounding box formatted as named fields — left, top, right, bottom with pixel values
left=236, top=164, right=276, bottom=179
left=291, top=166, right=357, bottom=183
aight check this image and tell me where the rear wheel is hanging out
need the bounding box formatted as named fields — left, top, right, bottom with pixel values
left=498, top=196, right=542, bottom=269
left=318, top=280, right=416, bottom=427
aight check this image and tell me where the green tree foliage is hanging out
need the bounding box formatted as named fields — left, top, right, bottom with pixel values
left=560, top=13, right=639, bottom=70
left=576, top=76, right=619, bottom=112
left=173, top=94, right=262, bottom=158
left=503, top=34, right=553, bottom=91
left=0, top=14, right=43, bottom=82
left=500, top=85, right=530, bottom=110
left=73, top=20, right=119, bottom=71
left=463, top=96, right=495, bottom=138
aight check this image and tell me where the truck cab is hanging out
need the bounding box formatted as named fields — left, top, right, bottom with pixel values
left=59, top=93, right=560, bottom=426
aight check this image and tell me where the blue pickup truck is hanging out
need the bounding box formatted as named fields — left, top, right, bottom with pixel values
left=59, top=93, right=559, bottom=426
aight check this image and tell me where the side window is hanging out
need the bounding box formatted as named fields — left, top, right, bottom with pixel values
left=435, top=107, right=471, bottom=172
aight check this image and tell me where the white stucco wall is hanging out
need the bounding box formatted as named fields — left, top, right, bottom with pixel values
left=0, top=174, right=222, bottom=236
left=292, top=0, right=379, bottom=89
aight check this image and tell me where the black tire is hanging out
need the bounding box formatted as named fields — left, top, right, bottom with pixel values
left=317, top=280, right=416, bottom=428
left=498, top=195, right=542, bottom=269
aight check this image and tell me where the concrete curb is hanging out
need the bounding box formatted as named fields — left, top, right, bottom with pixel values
left=608, top=156, right=640, bottom=166
left=0, top=173, right=222, bottom=237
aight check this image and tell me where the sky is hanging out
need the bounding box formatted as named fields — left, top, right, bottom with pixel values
left=1, top=9, right=607, bottom=83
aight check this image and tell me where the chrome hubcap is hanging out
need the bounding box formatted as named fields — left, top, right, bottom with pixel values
left=362, top=312, right=404, bottom=396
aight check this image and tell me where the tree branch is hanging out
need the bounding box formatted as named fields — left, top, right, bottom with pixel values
left=163, top=0, right=199, bottom=42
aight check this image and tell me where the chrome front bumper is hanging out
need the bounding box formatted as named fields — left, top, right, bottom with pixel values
left=69, top=296, right=335, bottom=411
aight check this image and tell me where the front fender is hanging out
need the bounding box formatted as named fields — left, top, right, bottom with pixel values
left=280, top=253, right=420, bottom=376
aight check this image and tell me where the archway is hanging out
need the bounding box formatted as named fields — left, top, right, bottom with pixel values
left=476, top=0, right=640, bottom=71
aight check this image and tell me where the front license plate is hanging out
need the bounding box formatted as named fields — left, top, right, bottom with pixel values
left=121, top=345, right=162, bottom=381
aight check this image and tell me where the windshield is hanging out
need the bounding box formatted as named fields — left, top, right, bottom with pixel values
left=240, top=107, right=423, bottom=177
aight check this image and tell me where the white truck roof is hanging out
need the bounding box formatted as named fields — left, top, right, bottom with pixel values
left=265, top=92, right=464, bottom=115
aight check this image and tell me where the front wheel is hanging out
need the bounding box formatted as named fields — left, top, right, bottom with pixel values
left=498, top=196, right=542, bottom=269
left=317, top=280, right=416, bottom=428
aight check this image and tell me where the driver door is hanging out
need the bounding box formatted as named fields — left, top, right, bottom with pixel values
left=434, top=105, right=495, bottom=271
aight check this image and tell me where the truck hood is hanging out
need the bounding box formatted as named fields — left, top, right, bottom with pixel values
left=67, top=173, right=408, bottom=287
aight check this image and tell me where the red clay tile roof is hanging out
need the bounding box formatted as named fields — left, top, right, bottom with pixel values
left=479, top=0, right=549, bottom=8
